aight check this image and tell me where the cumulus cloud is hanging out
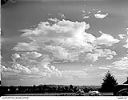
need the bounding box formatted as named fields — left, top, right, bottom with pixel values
left=3, top=51, right=62, bottom=78
left=48, top=18, right=59, bottom=22
left=95, top=31, right=120, bottom=46
left=98, top=67, right=110, bottom=70
left=82, top=9, right=92, bottom=19
left=44, top=63, right=62, bottom=77
left=13, top=42, right=39, bottom=51
left=12, top=19, right=119, bottom=66
left=112, top=55, right=128, bottom=70
left=123, top=28, right=128, bottom=49
left=58, top=13, right=66, bottom=19
left=11, top=53, right=20, bottom=61
left=2, top=64, right=38, bottom=75
left=2, top=64, right=31, bottom=74
left=61, top=70, right=87, bottom=79
left=12, top=63, right=32, bottom=74
left=30, top=67, right=40, bottom=73
left=118, top=34, right=126, bottom=39
left=94, top=12, right=108, bottom=19
left=43, top=45, right=69, bottom=60
left=14, top=19, right=95, bottom=62
left=86, top=49, right=117, bottom=62
left=123, top=39, right=128, bottom=48
left=11, top=52, right=42, bottom=66
left=126, top=28, right=128, bottom=34
left=83, top=16, right=90, bottom=19
left=21, top=52, right=42, bottom=59
left=21, top=19, right=89, bottom=37
left=86, top=53, right=99, bottom=62
left=3, top=10, right=127, bottom=84
left=2, top=60, right=61, bottom=78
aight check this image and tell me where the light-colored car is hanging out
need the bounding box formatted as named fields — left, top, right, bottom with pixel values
left=76, top=89, right=85, bottom=95
left=88, top=91, right=101, bottom=96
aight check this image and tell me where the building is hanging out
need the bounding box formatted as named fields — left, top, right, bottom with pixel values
left=123, top=77, right=128, bottom=84
left=114, top=77, right=128, bottom=96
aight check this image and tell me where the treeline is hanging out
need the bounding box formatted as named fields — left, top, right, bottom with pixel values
left=0, top=85, right=100, bottom=95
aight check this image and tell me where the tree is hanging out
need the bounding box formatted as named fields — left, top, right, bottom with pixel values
left=100, top=71, right=118, bottom=92
left=1, top=0, right=9, bottom=5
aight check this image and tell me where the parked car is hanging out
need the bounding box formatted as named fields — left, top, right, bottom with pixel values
left=114, top=78, right=128, bottom=96
left=114, top=85, right=128, bottom=96
left=88, top=91, right=101, bottom=96
left=76, top=89, right=85, bottom=95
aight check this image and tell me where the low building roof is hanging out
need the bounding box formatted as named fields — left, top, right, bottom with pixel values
left=123, top=77, right=128, bottom=84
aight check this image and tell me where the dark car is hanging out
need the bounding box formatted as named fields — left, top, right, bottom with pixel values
left=114, top=84, right=128, bottom=96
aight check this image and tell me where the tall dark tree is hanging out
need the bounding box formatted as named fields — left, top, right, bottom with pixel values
left=1, top=0, right=9, bottom=5
left=100, top=71, right=118, bottom=92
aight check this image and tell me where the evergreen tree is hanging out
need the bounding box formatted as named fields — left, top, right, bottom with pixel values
left=100, top=71, right=118, bottom=92
left=1, top=0, right=9, bottom=5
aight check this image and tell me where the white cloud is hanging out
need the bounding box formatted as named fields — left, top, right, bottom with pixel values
left=21, top=52, right=42, bottom=59
left=14, top=19, right=95, bottom=62
left=95, top=31, right=120, bottom=46
left=126, top=28, right=128, bottom=34
left=83, top=16, right=89, bottom=19
left=3, top=58, right=61, bottom=78
left=11, top=53, right=20, bottom=61
left=82, top=10, right=91, bottom=19
left=44, top=45, right=69, bottom=60
left=123, top=28, right=128, bottom=49
left=4, top=11, right=127, bottom=84
left=11, top=52, right=42, bottom=67
left=7, top=51, right=62, bottom=78
left=30, top=67, right=40, bottom=73
left=94, top=13, right=108, bottom=19
left=86, top=53, right=99, bottom=62
left=61, top=70, right=87, bottom=79
left=51, top=65, right=62, bottom=76
left=21, top=19, right=90, bottom=38
left=12, top=63, right=31, bottom=74
left=13, top=42, right=39, bottom=51
left=82, top=10, right=86, bottom=13
left=123, top=39, right=128, bottom=48
left=58, top=13, right=66, bottom=19
left=86, top=49, right=117, bottom=62
left=13, top=19, right=119, bottom=65
left=98, top=66, right=110, bottom=70
left=112, top=55, right=128, bottom=70
left=97, top=10, right=101, bottom=13
left=43, top=63, right=62, bottom=77
left=48, top=18, right=59, bottom=22
left=2, top=64, right=31, bottom=74
left=118, top=34, right=126, bottom=39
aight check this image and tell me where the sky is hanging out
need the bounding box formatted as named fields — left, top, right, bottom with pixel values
left=1, top=0, right=128, bottom=86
